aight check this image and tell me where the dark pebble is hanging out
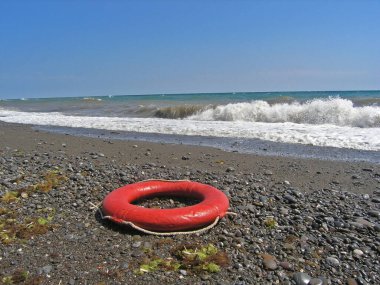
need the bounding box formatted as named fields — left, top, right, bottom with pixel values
left=293, top=272, right=312, bottom=285
left=284, top=194, right=297, bottom=203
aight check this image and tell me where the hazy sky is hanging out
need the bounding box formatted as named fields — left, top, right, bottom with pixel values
left=1, top=0, right=379, bottom=99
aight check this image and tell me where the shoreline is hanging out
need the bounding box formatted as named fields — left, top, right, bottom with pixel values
left=1, top=122, right=379, bottom=194
left=1, top=121, right=379, bottom=284
left=35, top=125, right=380, bottom=164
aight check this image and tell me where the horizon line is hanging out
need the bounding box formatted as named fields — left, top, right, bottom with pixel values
left=2, top=89, right=380, bottom=100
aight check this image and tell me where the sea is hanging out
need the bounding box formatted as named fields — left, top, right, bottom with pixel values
left=1, top=91, right=380, bottom=163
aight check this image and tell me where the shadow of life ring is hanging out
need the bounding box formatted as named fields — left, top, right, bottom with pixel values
left=101, top=180, right=229, bottom=234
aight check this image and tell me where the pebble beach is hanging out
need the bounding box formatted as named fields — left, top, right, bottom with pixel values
left=0, top=122, right=379, bottom=285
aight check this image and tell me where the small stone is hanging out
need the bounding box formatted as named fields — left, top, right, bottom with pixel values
left=321, top=222, right=329, bottom=232
left=347, top=278, right=358, bottom=285
left=68, top=279, right=75, bottom=285
left=132, top=145, right=138, bottom=148
left=356, top=277, right=368, bottom=285
left=334, top=221, right=345, bottom=228
left=293, top=272, right=312, bottom=285
left=348, top=221, right=365, bottom=229
left=368, top=210, right=380, bottom=217
left=324, top=217, right=335, bottom=223
left=226, top=167, right=235, bottom=172
left=40, top=265, right=53, bottom=274
left=280, top=207, right=289, bottom=215
left=264, top=170, right=273, bottom=175
left=362, top=168, right=373, bottom=172
left=132, top=241, right=142, bottom=248
left=262, top=254, right=278, bottom=270
left=279, top=261, right=293, bottom=271
left=355, top=217, right=374, bottom=228
left=318, top=276, right=331, bottom=285
left=259, top=195, right=269, bottom=203
left=284, top=194, right=297, bottom=203
left=98, top=153, right=105, bottom=157
left=353, top=249, right=364, bottom=257
left=326, top=256, right=340, bottom=267
left=309, top=278, right=323, bottom=285
left=179, top=269, right=187, bottom=275
left=201, top=274, right=210, bottom=281
left=121, top=262, right=129, bottom=269
left=283, top=243, right=296, bottom=251
left=291, top=189, right=304, bottom=197
left=246, top=204, right=256, bottom=213
left=181, top=156, right=190, bottom=160
left=143, top=241, right=152, bottom=249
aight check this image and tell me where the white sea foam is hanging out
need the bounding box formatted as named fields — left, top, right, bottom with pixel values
left=188, top=98, right=380, bottom=128
left=82, top=97, right=102, bottom=102
left=0, top=108, right=379, bottom=151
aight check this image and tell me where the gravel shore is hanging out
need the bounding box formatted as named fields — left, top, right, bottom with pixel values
left=0, top=122, right=379, bottom=284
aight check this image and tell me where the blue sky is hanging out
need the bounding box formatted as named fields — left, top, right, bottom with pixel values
left=0, top=0, right=379, bottom=99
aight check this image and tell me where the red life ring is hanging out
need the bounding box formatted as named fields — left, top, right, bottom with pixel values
left=101, top=180, right=229, bottom=232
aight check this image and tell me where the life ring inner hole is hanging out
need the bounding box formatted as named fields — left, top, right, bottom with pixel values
left=132, top=195, right=202, bottom=209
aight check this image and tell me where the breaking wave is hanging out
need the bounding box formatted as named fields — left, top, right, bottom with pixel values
left=154, top=105, right=208, bottom=119
left=0, top=108, right=379, bottom=151
left=187, top=98, right=380, bottom=128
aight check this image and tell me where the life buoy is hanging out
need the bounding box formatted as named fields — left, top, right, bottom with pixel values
left=101, top=180, right=229, bottom=233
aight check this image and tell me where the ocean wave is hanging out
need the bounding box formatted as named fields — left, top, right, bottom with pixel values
left=154, top=105, right=208, bottom=119
left=0, top=109, right=379, bottom=151
left=187, top=98, right=380, bottom=128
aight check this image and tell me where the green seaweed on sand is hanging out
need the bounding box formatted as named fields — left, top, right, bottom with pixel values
left=0, top=269, right=43, bottom=285
left=0, top=208, right=56, bottom=245
left=135, top=243, right=229, bottom=275
left=0, top=191, right=19, bottom=203
left=179, top=243, right=218, bottom=261
left=0, top=169, right=67, bottom=203
left=5, top=170, right=68, bottom=197
left=264, top=217, right=278, bottom=229
left=174, top=243, right=229, bottom=273
left=30, top=170, right=67, bottom=193
left=135, top=258, right=181, bottom=275
left=201, top=262, right=221, bottom=273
